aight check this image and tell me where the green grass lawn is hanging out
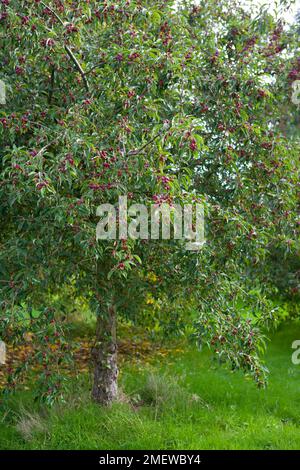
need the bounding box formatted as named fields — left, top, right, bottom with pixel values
left=1, top=322, right=300, bottom=450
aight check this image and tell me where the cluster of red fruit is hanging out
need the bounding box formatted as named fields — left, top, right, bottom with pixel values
left=263, top=23, right=284, bottom=57
left=157, top=175, right=172, bottom=192
left=159, top=21, right=173, bottom=47
left=288, top=57, right=300, bottom=81
left=152, top=194, right=173, bottom=206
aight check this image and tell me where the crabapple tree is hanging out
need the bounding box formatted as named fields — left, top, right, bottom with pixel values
left=0, top=0, right=299, bottom=403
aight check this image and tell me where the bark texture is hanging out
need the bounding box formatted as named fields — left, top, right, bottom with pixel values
left=91, top=304, right=118, bottom=405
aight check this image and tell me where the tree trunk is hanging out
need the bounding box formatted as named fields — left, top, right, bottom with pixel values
left=91, top=304, right=118, bottom=405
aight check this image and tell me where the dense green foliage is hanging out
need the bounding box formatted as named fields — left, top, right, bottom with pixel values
left=0, top=0, right=299, bottom=401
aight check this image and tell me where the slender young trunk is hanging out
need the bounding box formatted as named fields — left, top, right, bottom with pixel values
left=91, top=303, right=118, bottom=405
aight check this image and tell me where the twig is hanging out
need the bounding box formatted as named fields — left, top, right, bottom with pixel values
left=48, top=66, right=55, bottom=105
left=85, top=60, right=106, bottom=75
left=128, top=132, right=162, bottom=156
left=34, top=140, right=55, bottom=159
left=40, top=1, right=64, bottom=26
left=40, top=2, right=89, bottom=92
left=64, top=46, right=89, bottom=92
left=35, top=131, right=66, bottom=159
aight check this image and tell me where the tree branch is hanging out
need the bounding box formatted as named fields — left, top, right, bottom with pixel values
left=40, top=2, right=89, bottom=92
left=40, top=1, right=64, bottom=26
left=64, top=46, right=89, bottom=92
left=128, top=132, right=163, bottom=156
